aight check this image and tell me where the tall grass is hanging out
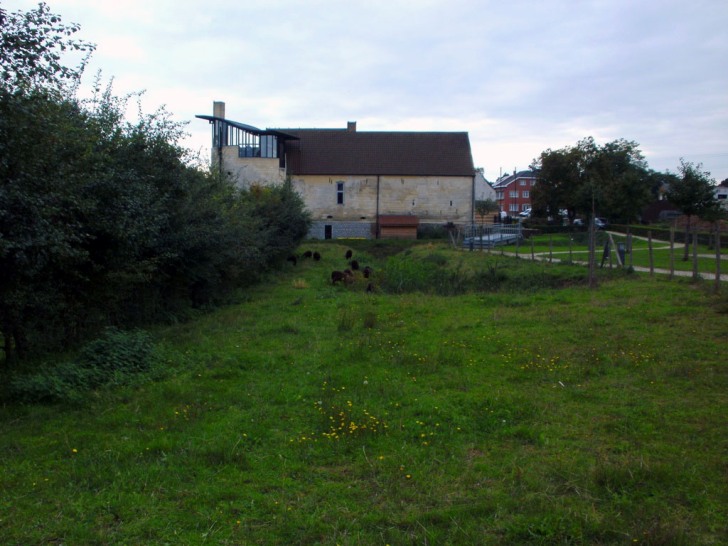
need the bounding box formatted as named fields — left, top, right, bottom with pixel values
left=1, top=241, right=726, bottom=545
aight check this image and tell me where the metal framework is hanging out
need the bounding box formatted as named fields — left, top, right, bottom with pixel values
left=195, top=115, right=297, bottom=159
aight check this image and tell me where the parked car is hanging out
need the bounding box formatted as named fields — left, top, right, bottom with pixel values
left=571, top=217, right=607, bottom=228
left=518, top=208, right=531, bottom=218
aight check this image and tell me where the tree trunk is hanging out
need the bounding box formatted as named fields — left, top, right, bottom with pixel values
left=1, top=311, right=29, bottom=365
left=2, top=330, right=14, bottom=366
left=683, top=215, right=691, bottom=261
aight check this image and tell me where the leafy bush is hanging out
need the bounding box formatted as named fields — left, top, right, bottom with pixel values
left=76, top=328, right=156, bottom=385
left=1, top=60, right=311, bottom=363
left=8, top=328, right=157, bottom=402
left=8, top=366, right=85, bottom=404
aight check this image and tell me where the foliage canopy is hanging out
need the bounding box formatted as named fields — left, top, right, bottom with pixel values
left=0, top=4, right=310, bottom=363
left=666, top=159, right=721, bottom=260
left=0, top=2, right=95, bottom=93
left=530, top=137, right=652, bottom=224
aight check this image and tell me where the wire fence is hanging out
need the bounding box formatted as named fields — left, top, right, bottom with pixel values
left=460, top=223, right=726, bottom=291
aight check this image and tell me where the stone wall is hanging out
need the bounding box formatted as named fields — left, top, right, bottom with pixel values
left=308, top=221, right=374, bottom=240
left=216, top=146, right=475, bottom=235
left=215, top=146, right=286, bottom=187
left=292, top=174, right=473, bottom=224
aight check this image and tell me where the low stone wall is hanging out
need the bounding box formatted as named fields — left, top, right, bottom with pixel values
left=308, top=221, right=373, bottom=240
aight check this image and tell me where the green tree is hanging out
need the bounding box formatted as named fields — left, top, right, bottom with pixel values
left=666, top=160, right=719, bottom=261
left=531, top=137, right=651, bottom=224
left=0, top=2, right=94, bottom=93
left=475, top=198, right=499, bottom=224
left=644, top=169, right=680, bottom=202
left=530, top=144, right=581, bottom=223
left=0, top=91, right=95, bottom=361
left=531, top=137, right=651, bottom=289
left=1, top=4, right=312, bottom=364
left=593, top=139, right=651, bottom=223
left=0, top=3, right=96, bottom=362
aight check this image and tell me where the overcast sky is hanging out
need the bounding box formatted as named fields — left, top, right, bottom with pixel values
left=6, top=0, right=728, bottom=182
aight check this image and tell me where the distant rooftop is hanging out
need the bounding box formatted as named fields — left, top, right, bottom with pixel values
left=492, top=170, right=537, bottom=188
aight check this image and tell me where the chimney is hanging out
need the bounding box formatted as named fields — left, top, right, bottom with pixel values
left=213, top=101, right=225, bottom=119
left=347, top=121, right=357, bottom=132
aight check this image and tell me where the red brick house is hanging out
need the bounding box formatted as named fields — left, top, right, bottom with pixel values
left=492, top=170, right=537, bottom=217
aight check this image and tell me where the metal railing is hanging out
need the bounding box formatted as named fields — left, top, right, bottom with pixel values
left=462, top=223, right=523, bottom=249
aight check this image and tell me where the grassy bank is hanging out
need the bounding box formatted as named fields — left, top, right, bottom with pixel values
left=1, top=242, right=726, bottom=544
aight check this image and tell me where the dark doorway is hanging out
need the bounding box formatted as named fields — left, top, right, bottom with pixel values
left=324, top=225, right=333, bottom=240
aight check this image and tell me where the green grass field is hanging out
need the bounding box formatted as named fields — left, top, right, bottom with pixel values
left=502, top=231, right=725, bottom=275
left=1, top=241, right=727, bottom=544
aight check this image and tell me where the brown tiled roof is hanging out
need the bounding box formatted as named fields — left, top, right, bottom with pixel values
left=278, top=129, right=474, bottom=177
left=492, top=170, right=537, bottom=189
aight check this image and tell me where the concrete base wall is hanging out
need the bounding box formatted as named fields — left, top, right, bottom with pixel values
left=308, top=221, right=373, bottom=240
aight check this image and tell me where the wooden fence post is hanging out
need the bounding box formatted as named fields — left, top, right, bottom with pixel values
left=715, top=223, right=721, bottom=294
left=627, top=229, right=633, bottom=269
left=608, top=232, right=622, bottom=267
left=589, top=220, right=597, bottom=288
left=569, top=235, right=573, bottom=263
left=692, top=229, right=699, bottom=280
left=669, top=227, right=675, bottom=280
left=549, top=234, right=553, bottom=263
left=648, top=231, right=654, bottom=277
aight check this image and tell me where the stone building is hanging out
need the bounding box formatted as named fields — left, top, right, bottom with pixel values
left=197, top=102, right=476, bottom=239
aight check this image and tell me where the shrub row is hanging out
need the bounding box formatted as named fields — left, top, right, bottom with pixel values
left=1, top=88, right=310, bottom=364
left=8, top=329, right=157, bottom=403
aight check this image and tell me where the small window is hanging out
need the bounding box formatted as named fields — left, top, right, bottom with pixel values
left=509, top=191, right=518, bottom=198
left=522, top=190, right=530, bottom=198
left=509, top=204, right=519, bottom=212
left=519, top=179, right=527, bottom=186
left=336, top=181, right=344, bottom=205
